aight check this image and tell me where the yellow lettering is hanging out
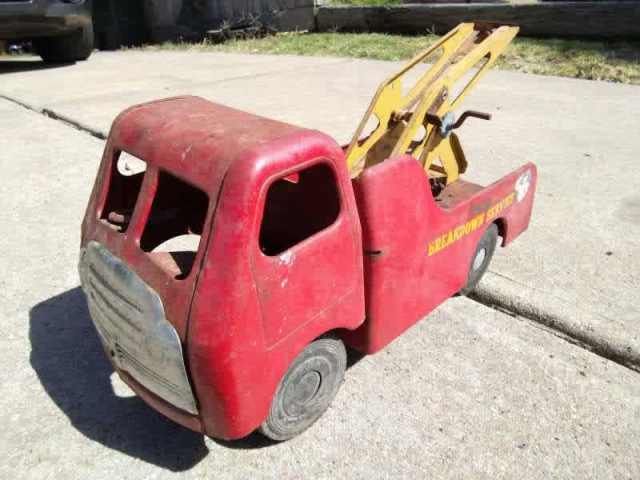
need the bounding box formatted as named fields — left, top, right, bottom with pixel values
left=447, top=231, right=454, bottom=246
left=427, top=192, right=514, bottom=256
left=472, top=213, right=485, bottom=230
left=464, top=222, right=472, bottom=235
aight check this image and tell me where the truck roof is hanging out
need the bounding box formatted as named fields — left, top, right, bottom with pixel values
left=109, top=96, right=309, bottom=192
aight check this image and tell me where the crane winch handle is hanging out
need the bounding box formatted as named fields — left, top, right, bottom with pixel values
left=425, top=110, right=492, bottom=138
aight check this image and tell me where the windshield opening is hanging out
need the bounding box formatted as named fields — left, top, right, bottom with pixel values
left=140, top=171, right=209, bottom=280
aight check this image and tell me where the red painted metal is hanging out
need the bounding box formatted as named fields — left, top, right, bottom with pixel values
left=81, top=95, right=536, bottom=440
left=342, top=155, right=536, bottom=353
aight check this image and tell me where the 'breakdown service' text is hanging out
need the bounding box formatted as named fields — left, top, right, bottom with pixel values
left=428, top=192, right=515, bottom=256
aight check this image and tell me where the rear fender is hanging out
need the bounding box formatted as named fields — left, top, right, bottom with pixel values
left=460, top=162, right=537, bottom=247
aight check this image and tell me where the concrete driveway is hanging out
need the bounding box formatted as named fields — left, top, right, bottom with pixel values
left=1, top=51, right=639, bottom=479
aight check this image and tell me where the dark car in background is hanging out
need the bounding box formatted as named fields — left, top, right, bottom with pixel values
left=0, top=0, right=93, bottom=63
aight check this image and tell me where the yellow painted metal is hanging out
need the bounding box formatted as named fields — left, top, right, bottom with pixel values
left=345, top=23, right=519, bottom=182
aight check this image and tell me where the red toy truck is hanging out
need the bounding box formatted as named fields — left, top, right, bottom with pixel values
left=79, top=23, right=536, bottom=441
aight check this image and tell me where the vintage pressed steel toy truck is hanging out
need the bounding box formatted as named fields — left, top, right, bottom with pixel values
left=79, top=23, right=536, bottom=441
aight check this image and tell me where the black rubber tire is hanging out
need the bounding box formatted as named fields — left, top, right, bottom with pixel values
left=260, top=336, right=347, bottom=441
left=34, top=23, right=94, bottom=64
left=460, top=223, right=499, bottom=296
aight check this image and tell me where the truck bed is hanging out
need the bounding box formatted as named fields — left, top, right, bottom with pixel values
left=434, top=179, right=484, bottom=210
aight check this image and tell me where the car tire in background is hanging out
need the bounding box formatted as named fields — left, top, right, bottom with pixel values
left=34, top=22, right=94, bottom=63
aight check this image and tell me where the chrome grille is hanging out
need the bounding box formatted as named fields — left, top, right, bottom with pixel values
left=79, top=241, right=198, bottom=415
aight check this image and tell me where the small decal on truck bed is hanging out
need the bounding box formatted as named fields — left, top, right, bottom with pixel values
left=515, top=170, right=533, bottom=202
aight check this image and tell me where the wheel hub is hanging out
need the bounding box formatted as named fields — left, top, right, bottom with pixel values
left=283, top=369, right=322, bottom=417
left=472, top=247, right=487, bottom=271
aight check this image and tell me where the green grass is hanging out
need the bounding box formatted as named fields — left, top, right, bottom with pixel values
left=143, top=32, right=640, bottom=85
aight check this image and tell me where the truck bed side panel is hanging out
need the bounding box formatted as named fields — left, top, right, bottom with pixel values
left=344, top=155, right=536, bottom=353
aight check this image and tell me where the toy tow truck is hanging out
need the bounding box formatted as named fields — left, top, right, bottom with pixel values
left=79, top=23, right=536, bottom=441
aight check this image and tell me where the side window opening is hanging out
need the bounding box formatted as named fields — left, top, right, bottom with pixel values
left=140, top=171, right=209, bottom=280
left=100, top=151, right=147, bottom=232
left=259, top=163, right=341, bottom=256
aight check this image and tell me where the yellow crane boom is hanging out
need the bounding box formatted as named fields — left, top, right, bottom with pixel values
left=346, top=23, right=519, bottom=183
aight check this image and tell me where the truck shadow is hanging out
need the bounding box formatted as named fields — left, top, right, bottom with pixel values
left=29, top=287, right=210, bottom=471
left=0, top=58, right=75, bottom=74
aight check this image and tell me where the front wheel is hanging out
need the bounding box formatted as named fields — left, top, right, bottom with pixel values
left=460, top=223, right=498, bottom=296
left=260, top=336, right=347, bottom=441
left=34, top=23, right=94, bottom=63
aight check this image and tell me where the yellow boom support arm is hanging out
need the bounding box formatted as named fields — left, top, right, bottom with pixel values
left=345, top=23, right=518, bottom=182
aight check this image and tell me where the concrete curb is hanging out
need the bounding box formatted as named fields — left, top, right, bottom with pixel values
left=472, top=271, right=640, bottom=372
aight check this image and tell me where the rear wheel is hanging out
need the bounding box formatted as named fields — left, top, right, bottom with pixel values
left=460, top=223, right=498, bottom=295
left=260, top=336, right=347, bottom=441
left=34, top=23, right=94, bottom=63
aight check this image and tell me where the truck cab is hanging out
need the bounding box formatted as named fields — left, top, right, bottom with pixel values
left=80, top=97, right=367, bottom=440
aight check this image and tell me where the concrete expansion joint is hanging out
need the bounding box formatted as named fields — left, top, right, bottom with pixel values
left=41, top=108, right=106, bottom=140
left=0, top=94, right=106, bottom=140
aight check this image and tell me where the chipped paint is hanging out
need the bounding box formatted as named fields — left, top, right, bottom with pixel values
left=181, top=144, right=194, bottom=162
left=279, top=250, right=295, bottom=267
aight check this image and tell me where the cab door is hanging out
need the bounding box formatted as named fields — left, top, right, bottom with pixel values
left=251, top=161, right=361, bottom=347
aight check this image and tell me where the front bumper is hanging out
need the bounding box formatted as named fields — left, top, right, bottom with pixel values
left=79, top=241, right=199, bottom=416
left=0, top=0, right=92, bottom=39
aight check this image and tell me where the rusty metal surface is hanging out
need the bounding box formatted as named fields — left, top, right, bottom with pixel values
left=434, top=178, right=484, bottom=210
